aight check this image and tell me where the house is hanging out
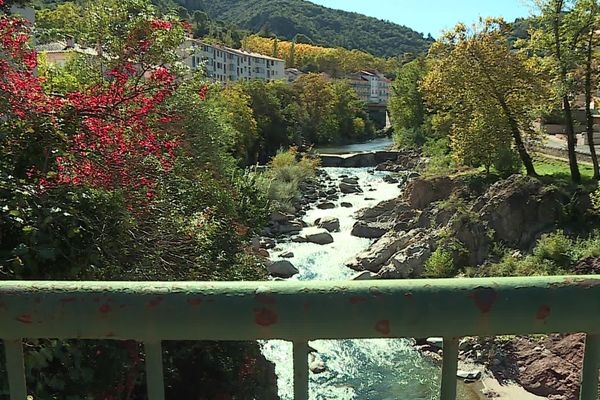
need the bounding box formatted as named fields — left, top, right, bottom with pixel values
left=36, top=37, right=99, bottom=67
left=184, top=40, right=286, bottom=83
left=346, top=70, right=391, bottom=106
left=285, top=68, right=304, bottom=83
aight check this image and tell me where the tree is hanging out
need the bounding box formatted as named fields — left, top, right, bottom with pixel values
left=422, top=19, right=544, bottom=176
left=294, top=73, right=337, bottom=144
left=530, top=0, right=591, bottom=183
left=388, top=57, right=429, bottom=148
left=574, top=0, right=600, bottom=179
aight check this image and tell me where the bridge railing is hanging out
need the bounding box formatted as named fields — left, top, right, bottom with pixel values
left=1, top=276, right=599, bottom=400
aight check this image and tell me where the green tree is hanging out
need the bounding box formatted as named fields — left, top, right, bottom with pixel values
left=530, top=0, right=594, bottom=183
left=388, top=57, right=429, bottom=148
left=422, top=19, right=544, bottom=176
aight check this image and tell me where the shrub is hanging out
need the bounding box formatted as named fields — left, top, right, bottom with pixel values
left=493, top=146, right=523, bottom=177
left=424, top=248, right=456, bottom=278
left=533, top=231, right=573, bottom=268
left=422, top=137, right=456, bottom=177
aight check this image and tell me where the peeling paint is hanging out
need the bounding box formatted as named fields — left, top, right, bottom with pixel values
left=349, top=296, right=368, bottom=305
left=187, top=298, right=203, bottom=306
left=469, top=287, right=497, bottom=314
left=148, top=297, right=163, bottom=308
left=536, top=305, right=551, bottom=320
left=99, top=304, right=111, bottom=314
left=255, top=308, right=278, bottom=327
left=375, top=320, right=391, bottom=336
left=16, top=314, right=32, bottom=324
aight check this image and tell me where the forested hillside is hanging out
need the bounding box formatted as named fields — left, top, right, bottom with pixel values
left=173, top=0, right=434, bottom=57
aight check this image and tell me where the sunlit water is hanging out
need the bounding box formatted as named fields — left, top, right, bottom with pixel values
left=315, top=137, right=394, bottom=154
left=260, top=168, right=444, bottom=400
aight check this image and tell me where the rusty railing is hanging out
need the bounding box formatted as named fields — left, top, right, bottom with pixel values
left=1, top=276, right=599, bottom=400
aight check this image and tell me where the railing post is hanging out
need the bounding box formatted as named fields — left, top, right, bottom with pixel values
left=440, top=337, right=459, bottom=400
left=580, top=334, right=600, bottom=400
left=4, top=339, right=27, bottom=400
left=293, top=341, right=309, bottom=400
left=144, top=341, right=165, bottom=400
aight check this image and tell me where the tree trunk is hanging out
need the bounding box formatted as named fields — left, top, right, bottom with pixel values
left=563, top=95, right=582, bottom=183
left=498, top=99, right=537, bottom=176
left=585, top=28, right=600, bottom=179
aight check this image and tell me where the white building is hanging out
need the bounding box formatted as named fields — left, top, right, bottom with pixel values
left=185, top=40, right=285, bottom=82
left=347, top=70, right=391, bottom=105
left=36, top=37, right=99, bottom=67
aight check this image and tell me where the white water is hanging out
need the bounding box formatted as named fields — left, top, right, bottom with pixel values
left=261, top=168, right=442, bottom=400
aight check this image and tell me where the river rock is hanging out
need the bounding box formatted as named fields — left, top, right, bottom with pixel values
left=260, top=238, right=277, bottom=249
left=317, top=202, right=336, bottom=210
left=341, top=177, right=359, bottom=185
left=275, top=221, right=303, bottom=234
left=383, top=175, right=399, bottom=184
left=303, top=228, right=334, bottom=245
left=351, top=221, right=388, bottom=238
left=280, top=251, right=294, bottom=258
left=351, top=271, right=378, bottom=280
left=457, top=370, right=482, bottom=380
left=341, top=202, right=353, bottom=208
left=316, top=216, right=340, bottom=232
left=267, top=260, right=299, bottom=279
left=404, top=177, right=455, bottom=209
left=270, top=211, right=291, bottom=223
left=309, top=354, right=327, bottom=374
left=339, top=182, right=363, bottom=194
left=378, top=242, right=433, bottom=279
left=346, top=230, right=419, bottom=272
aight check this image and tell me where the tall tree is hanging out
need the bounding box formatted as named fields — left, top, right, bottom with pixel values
left=531, top=0, right=592, bottom=183
left=576, top=0, right=600, bottom=179
left=422, top=19, right=545, bottom=176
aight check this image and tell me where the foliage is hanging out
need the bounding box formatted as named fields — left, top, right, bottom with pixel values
left=422, top=18, right=546, bottom=176
left=0, top=3, right=276, bottom=398
left=424, top=248, right=456, bottom=278
left=389, top=58, right=432, bottom=148
left=265, top=148, right=318, bottom=212
left=175, top=0, right=434, bottom=58
left=494, top=146, right=523, bottom=177
left=243, top=35, right=398, bottom=77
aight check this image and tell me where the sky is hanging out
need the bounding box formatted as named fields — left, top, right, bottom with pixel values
left=309, top=0, right=534, bottom=37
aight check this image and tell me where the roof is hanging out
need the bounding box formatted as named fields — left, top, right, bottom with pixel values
left=36, top=41, right=98, bottom=56
left=189, top=39, right=285, bottom=62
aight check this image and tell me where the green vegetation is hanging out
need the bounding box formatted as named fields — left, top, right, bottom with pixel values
left=172, top=0, right=434, bottom=58
left=479, top=231, right=600, bottom=277
left=264, top=148, right=319, bottom=213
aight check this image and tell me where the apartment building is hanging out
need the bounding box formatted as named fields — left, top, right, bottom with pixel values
left=347, top=70, right=391, bottom=105
left=185, top=40, right=285, bottom=82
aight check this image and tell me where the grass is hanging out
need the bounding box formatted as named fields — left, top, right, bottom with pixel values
left=531, top=154, right=597, bottom=194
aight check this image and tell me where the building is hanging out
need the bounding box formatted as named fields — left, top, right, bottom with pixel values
left=346, top=70, right=391, bottom=106
left=184, top=40, right=286, bottom=83
left=36, top=37, right=99, bottom=67
left=285, top=68, right=304, bottom=83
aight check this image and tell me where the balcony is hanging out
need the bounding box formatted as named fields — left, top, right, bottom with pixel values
left=1, top=276, right=599, bottom=400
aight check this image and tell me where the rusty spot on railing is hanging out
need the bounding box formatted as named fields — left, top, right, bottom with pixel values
left=99, top=304, right=111, bottom=314
left=349, top=296, right=368, bottom=304
left=369, top=287, right=384, bottom=298
left=303, top=302, right=311, bottom=313
left=375, top=320, right=391, bottom=336
left=16, top=314, right=32, bottom=324
left=187, top=298, right=203, bottom=306
left=148, top=297, right=163, bottom=309
left=255, top=308, right=278, bottom=327
left=536, top=305, right=551, bottom=320
left=469, top=287, right=497, bottom=314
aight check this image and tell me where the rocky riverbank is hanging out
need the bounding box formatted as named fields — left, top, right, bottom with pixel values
left=342, top=160, right=596, bottom=398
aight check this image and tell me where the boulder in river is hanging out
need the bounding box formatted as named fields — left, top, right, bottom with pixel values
left=341, top=202, right=353, bottom=208
left=351, top=221, right=388, bottom=239
left=351, top=271, right=378, bottom=280
left=267, top=260, right=299, bottom=279
left=303, top=228, right=334, bottom=245
left=316, top=216, right=340, bottom=232
left=339, top=182, right=362, bottom=194
left=317, top=202, right=336, bottom=210
left=280, top=251, right=294, bottom=259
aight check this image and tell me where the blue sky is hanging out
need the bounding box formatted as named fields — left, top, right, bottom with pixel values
left=310, top=0, right=534, bottom=37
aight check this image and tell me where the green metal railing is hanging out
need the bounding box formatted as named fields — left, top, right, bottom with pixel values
left=1, top=276, right=599, bottom=400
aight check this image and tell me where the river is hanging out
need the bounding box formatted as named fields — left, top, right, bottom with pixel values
left=315, top=137, right=394, bottom=154
left=261, top=141, right=480, bottom=400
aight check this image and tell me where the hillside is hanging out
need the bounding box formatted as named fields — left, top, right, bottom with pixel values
left=174, top=0, right=434, bottom=57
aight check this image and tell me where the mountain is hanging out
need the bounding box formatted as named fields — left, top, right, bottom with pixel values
left=174, top=0, right=434, bottom=58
